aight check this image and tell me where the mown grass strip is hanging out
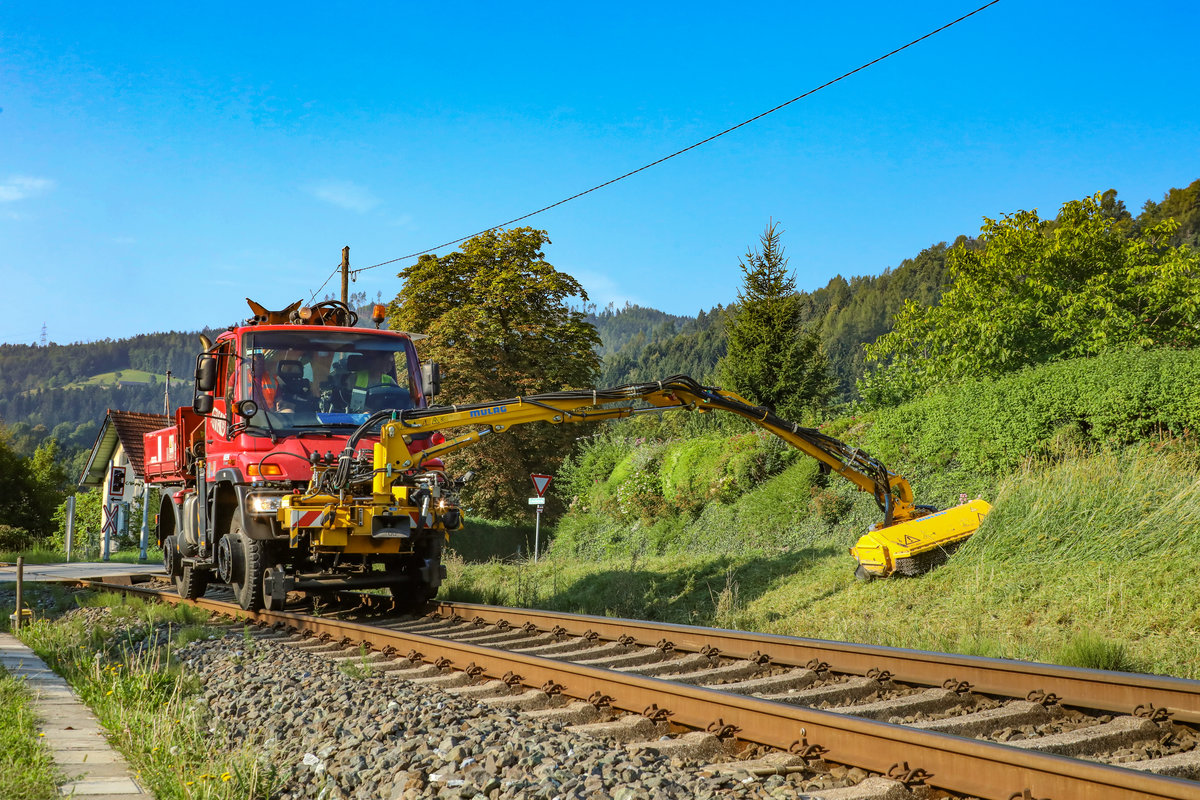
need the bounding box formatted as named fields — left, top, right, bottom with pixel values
left=0, top=667, right=62, bottom=800
left=0, top=549, right=161, bottom=565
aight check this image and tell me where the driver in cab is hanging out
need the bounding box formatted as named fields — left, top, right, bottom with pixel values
left=350, top=351, right=397, bottom=410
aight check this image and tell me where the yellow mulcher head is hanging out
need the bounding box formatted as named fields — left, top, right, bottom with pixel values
left=850, top=499, right=992, bottom=580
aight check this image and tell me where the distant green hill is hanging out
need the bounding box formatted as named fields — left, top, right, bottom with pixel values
left=68, top=369, right=168, bottom=388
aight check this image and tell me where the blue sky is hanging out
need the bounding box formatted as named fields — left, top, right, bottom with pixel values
left=2, top=1, right=1198, bottom=345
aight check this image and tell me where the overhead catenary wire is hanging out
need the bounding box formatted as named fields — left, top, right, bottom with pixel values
left=326, top=0, right=1001, bottom=288
left=308, top=266, right=341, bottom=303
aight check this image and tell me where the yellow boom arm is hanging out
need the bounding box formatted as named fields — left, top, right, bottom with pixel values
left=333, top=375, right=990, bottom=578
left=370, top=375, right=920, bottom=528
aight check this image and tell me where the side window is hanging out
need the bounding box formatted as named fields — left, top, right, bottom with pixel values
left=220, top=343, right=236, bottom=404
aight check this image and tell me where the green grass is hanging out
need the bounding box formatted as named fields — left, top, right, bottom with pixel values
left=17, top=593, right=285, bottom=799
left=444, top=444, right=1200, bottom=678
left=66, top=369, right=165, bottom=388
left=448, top=517, right=539, bottom=562
left=0, top=548, right=163, bottom=566
left=0, top=667, right=62, bottom=800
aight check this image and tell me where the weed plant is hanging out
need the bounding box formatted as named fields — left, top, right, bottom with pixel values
left=17, top=593, right=284, bottom=799
left=337, top=644, right=377, bottom=680
left=0, top=668, right=62, bottom=800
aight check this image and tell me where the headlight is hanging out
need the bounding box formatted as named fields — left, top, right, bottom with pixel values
left=249, top=495, right=282, bottom=514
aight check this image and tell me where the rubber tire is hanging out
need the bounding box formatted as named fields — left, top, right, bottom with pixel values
left=162, top=535, right=180, bottom=579
left=175, top=563, right=209, bottom=599
left=228, top=527, right=264, bottom=612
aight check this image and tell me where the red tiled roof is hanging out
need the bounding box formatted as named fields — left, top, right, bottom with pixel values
left=107, top=410, right=170, bottom=480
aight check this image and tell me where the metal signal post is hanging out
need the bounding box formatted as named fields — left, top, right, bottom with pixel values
left=529, top=474, right=553, bottom=562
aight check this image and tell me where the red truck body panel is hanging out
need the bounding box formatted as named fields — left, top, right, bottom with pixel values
left=144, top=407, right=204, bottom=484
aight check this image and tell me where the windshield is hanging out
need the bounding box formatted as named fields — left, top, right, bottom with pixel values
left=238, top=330, right=423, bottom=433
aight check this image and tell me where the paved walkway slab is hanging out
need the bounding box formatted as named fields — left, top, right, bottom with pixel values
left=0, top=561, right=166, bottom=582
left=0, top=633, right=146, bottom=797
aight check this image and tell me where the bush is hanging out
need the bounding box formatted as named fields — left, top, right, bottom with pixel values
left=0, top=525, right=35, bottom=551
left=862, top=350, right=1200, bottom=478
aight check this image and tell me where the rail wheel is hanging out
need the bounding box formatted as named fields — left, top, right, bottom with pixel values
left=215, top=534, right=237, bottom=584
left=387, top=555, right=434, bottom=612
left=388, top=581, right=427, bottom=613
left=162, top=535, right=180, bottom=579
left=227, top=526, right=264, bottom=611
left=262, top=564, right=288, bottom=612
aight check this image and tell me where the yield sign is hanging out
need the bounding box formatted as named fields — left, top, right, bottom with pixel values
left=531, top=473, right=553, bottom=497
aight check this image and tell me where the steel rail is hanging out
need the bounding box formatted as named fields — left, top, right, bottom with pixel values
left=88, top=582, right=1200, bottom=800
left=437, top=601, right=1200, bottom=726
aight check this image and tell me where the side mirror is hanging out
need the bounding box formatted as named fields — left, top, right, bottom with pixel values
left=421, top=362, right=441, bottom=398
left=193, top=394, right=214, bottom=415
left=195, top=355, right=217, bottom=393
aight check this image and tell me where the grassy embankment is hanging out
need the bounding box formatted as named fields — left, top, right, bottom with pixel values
left=2, top=589, right=282, bottom=799
left=443, top=350, right=1200, bottom=678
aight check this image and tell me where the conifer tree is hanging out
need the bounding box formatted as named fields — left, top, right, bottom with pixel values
left=719, top=222, right=832, bottom=419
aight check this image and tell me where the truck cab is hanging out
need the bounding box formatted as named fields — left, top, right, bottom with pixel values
left=145, top=300, right=458, bottom=611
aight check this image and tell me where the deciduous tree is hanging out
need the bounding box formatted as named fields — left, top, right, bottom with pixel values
left=389, top=228, right=601, bottom=520
left=860, top=191, right=1200, bottom=405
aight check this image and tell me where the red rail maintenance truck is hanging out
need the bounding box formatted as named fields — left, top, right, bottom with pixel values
left=143, top=299, right=463, bottom=611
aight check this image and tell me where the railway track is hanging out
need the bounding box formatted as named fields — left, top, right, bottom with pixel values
left=84, top=579, right=1200, bottom=799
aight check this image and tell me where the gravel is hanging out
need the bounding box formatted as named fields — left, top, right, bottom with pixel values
left=179, top=629, right=840, bottom=799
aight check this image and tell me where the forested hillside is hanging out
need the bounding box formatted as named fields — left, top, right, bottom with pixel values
left=583, top=304, right=692, bottom=357
left=0, top=333, right=212, bottom=478
left=580, top=240, right=956, bottom=398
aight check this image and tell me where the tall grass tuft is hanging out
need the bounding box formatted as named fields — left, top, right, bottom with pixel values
left=1057, top=632, right=1138, bottom=672
left=960, top=444, right=1200, bottom=565
left=18, top=599, right=285, bottom=799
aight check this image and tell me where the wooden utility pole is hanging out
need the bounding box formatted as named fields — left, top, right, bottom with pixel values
left=341, top=246, right=350, bottom=306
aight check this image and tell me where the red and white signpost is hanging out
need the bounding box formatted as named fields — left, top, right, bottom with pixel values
left=529, top=474, right=552, bottom=562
